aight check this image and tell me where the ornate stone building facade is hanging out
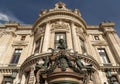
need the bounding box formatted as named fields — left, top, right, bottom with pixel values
left=0, top=2, right=120, bottom=84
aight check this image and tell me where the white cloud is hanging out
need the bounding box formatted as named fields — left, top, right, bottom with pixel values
left=0, top=11, right=24, bottom=24
left=0, top=13, right=9, bottom=21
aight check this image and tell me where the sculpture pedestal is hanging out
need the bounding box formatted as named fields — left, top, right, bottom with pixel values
left=47, top=68, right=85, bottom=84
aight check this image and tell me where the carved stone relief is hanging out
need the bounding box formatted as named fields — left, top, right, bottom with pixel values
left=76, top=27, right=85, bottom=39
left=35, top=26, right=45, bottom=37
left=51, top=21, right=70, bottom=32
left=0, top=29, right=16, bottom=37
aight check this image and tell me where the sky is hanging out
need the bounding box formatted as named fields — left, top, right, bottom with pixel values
left=0, top=0, right=120, bottom=36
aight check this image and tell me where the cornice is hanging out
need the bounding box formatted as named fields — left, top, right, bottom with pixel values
left=0, top=64, right=20, bottom=73
left=33, top=11, right=87, bottom=30
left=100, top=65, right=120, bottom=72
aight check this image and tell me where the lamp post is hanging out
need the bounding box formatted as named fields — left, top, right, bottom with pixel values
left=86, top=64, right=93, bottom=80
left=105, top=69, right=113, bottom=84
left=11, top=69, right=18, bottom=84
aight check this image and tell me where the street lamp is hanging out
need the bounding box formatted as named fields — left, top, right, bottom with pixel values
left=105, top=69, right=112, bottom=84
left=11, top=69, right=18, bottom=79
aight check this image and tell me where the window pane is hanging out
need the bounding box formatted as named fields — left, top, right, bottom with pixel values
left=80, top=38, right=86, bottom=53
left=55, top=32, right=66, bottom=49
left=94, top=36, right=99, bottom=40
left=97, top=48, right=110, bottom=64
left=2, top=76, right=12, bottom=84
left=34, top=37, right=41, bottom=53
left=10, top=49, right=22, bottom=64
left=21, top=35, right=26, bottom=41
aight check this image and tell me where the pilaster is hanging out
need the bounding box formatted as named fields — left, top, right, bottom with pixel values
left=49, top=32, right=54, bottom=49
left=66, top=31, right=73, bottom=49
left=0, top=32, right=14, bottom=64
left=106, top=33, right=120, bottom=64
left=42, top=23, right=50, bottom=52
left=106, top=46, right=116, bottom=65
left=28, top=67, right=35, bottom=84
left=39, top=36, right=44, bottom=53
left=100, top=22, right=120, bottom=64
left=71, top=22, right=79, bottom=52
left=98, top=70, right=108, bottom=84
left=0, top=73, right=3, bottom=84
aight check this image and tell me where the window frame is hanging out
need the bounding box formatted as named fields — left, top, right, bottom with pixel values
left=21, top=35, right=26, bottom=41
left=2, top=76, right=13, bottom=84
left=94, top=35, right=100, bottom=40
left=79, top=38, right=86, bottom=53
left=34, top=37, right=41, bottom=53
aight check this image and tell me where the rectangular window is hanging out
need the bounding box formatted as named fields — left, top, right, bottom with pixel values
left=97, top=48, right=110, bottom=64
left=10, top=49, right=22, bottom=64
left=80, top=38, right=86, bottom=53
left=94, top=36, right=99, bottom=40
left=2, top=76, right=13, bottom=84
left=55, top=32, right=66, bottom=49
left=21, top=35, right=26, bottom=41
left=34, top=38, right=41, bottom=53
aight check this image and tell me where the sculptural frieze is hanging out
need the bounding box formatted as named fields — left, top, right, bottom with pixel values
left=51, top=21, right=70, bottom=32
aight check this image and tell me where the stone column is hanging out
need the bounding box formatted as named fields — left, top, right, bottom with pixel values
left=66, top=31, right=73, bottom=49
left=26, top=35, right=34, bottom=56
left=0, top=73, right=3, bottom=84
left=71, top=22, right=79, bottom=52
left=98, top=70, right=108, bottom=84
left=49, top=32, right=54, bottom=49
left=106, top=46, right=116, bottom=65
left=85, top=35, right=92, bottom=55
left=39, top=36, right=44, bottom=53
left=42, top=23, right=50, bottom=52
left=21, top=74, right=26, bottom=84
left=100, top=22, right=120, bottom=64
left=113, top=33, right=120, bottom=46
left=28, top=67, right=35, bottom=84
left=13, top=73, right=21, bottom=84
left=106, top=33, right=120, bottom=64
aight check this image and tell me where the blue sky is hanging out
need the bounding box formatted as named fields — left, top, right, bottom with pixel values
left=0, top=0, right=120, bottom=36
